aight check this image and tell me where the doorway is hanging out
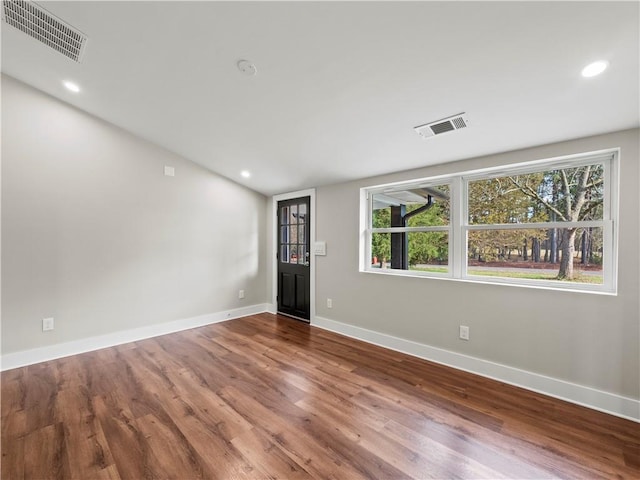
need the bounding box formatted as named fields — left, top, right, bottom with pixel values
left=277, top=196, right=311, bottom=322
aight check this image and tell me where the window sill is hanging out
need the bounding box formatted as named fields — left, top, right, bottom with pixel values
left=361, top=268, right=617, bottom=296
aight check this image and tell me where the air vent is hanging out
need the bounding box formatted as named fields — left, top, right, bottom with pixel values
left=2, top=0, right=87, bottom=62
left=414, top=113, right=469, bottom=139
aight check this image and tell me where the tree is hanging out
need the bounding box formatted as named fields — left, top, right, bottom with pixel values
left=406, top=203, right=448, bottom=265
left=371, top=208, right=390, bottom=266
left=508, top=164, right=603, bottom=279
left=371, top=195, right=449, bottom=268
left=467, top=176, right=544, bottom=262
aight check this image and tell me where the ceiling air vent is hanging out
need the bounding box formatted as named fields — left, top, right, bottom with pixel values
left=2, top=0, right=87, bottom=62
left=414, top=113, right=469, bottom=139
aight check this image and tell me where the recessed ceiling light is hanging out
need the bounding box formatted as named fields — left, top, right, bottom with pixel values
left=581, top=60, right=609, bottom=78
left=63, top=80, right=80, bottom=92
left=241, top=170, right=251, bottom=178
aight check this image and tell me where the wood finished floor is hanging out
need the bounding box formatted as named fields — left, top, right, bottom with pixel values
left=2, top=313, right=639, bottom=479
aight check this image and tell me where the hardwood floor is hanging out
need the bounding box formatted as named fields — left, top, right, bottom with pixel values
left=2, top=313, right=639, bottom=479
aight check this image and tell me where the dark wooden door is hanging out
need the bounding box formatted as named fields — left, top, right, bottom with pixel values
left=277, top=197, right=310, bottom=321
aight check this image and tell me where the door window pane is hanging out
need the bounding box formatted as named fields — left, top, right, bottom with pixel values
left=280, top=226, right=289, bottom=244
left=298, top=245, right=307, bottom=265
left=289, top=225, right=298, bottom=244
left=297, top=204, right=306, bottom=225
left=280, top=207, right=289, bottom=225
left=280, top=244, right=289, bottom=264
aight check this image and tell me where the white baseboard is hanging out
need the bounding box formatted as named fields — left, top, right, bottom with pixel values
left=1, top=304, right=269, bottom=371
left=4, top=309, right=637, bottom=422
left=312, top=315, right=640, bottom=423
left=266, top=303, right=277, bottom=314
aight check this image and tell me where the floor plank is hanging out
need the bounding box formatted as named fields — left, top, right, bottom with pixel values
left=2, top=313, right=639, bottom=479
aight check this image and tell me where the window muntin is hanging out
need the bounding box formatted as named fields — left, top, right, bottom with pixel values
left=363, top=150, right=617, bottom=293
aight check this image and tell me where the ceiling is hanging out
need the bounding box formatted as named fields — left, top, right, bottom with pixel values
left=2, top=1, right=638, bottom=196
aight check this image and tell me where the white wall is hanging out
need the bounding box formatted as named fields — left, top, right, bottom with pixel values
left=313, top=129, right=639, bottom=405
left=1, top=75, right=268, bottom=356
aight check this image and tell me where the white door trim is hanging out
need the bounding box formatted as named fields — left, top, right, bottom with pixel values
left=271, top=189, right=316, bottom=321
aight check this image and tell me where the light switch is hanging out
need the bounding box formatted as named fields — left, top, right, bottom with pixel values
left=314, top=241, right=327, bottom=256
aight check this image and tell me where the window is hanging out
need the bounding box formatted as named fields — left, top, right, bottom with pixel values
left=362, top=149, right=618, bottom=293
left=370, top=183, right=451, bottom=274
left=280, top=202, right=308, bottom=265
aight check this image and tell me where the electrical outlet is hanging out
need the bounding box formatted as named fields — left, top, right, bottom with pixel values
left=43, top=317, right=54, bottom=331
left=327, top=298, right=332, bottom=308
left=459, top=325, right=470, bottom=341
left=238, top=289, right=245, bottom=299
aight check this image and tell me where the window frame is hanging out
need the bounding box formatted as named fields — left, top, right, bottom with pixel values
left=361, top=148, right=619, bottom=294
left=366, top=177, right=453, bottom=277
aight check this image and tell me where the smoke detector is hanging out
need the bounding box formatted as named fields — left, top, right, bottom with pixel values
left=237, top=59, right=257, bottom=76
left=2, top=0, right=88, bottom=62
left=414, top=113, right=469, bottom=139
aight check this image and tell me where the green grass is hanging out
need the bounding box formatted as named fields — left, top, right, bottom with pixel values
left=467, top=269, right=603, bottom=284
left=410, top=266, right=449, bottom=273
left=388, top=265, right=602, bottom=284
